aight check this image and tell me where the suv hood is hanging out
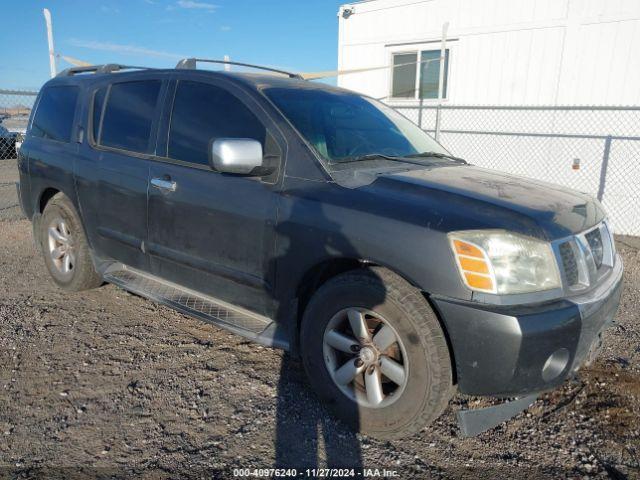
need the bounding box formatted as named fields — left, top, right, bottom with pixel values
left=370, top=164, right=605, bottom=240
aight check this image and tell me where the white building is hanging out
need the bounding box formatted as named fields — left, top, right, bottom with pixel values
left=337, top=0, right=640, bottom=106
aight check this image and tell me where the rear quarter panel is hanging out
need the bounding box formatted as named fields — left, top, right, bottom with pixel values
left=20, top=81, right=86, bottom=227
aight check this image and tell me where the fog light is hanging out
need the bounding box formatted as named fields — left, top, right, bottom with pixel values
left=541, top=348, right=570, bottom=382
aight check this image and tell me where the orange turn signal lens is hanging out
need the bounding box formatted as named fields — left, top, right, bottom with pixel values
left=463, top=272, right=494, bottom=291
left=459, top=256, right=490, bottom=274
left=452, top=239, right=484, bottom=258
left=449, top=238, right=496, bottom=293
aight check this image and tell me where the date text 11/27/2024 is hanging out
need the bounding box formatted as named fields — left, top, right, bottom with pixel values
left=232, top=468, right=400, bottom=478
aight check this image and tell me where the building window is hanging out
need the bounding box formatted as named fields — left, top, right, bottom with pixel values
left=391, top=49, right=450, bottom=100
left=391, top=53, right=418, bottom=98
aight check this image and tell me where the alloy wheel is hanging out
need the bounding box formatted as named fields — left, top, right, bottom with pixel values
left=47, top=217, right=75, bottom=278
left=323, top=307, right=408, bottom=408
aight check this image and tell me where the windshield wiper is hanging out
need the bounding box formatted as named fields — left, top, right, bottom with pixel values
left=403, top=151, right=467, bottom=164
left=339, top=153, right=406, bottom=163
left=338, top=151, right=466, bottom=166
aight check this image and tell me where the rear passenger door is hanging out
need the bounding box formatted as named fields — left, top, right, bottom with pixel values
left=76, top=77, right=165, bottom=273
left=146, top=78, right=283, bottom=317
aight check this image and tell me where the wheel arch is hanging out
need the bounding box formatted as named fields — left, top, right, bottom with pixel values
left=38, top=187, right=62, bottom=213
left=33, top=187, right=92, bottom=255
left=295, top=257, right=367, bottom=325
left=30, top=187, right=63, bottom=249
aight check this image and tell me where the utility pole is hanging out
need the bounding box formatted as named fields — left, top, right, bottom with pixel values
left=43, top=8, right=57, bottom=78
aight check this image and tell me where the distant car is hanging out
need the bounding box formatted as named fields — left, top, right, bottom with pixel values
left=0, top=124, right=17, bottom=159
left=13, top=127, right=26, bottom=153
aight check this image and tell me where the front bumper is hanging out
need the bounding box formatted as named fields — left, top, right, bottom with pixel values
left=432, top=256, right=623, bottom=396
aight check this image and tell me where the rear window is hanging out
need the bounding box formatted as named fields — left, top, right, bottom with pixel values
left=31, top=85, right=79, bottom=142
left=99, top=80, right=161, bottom=154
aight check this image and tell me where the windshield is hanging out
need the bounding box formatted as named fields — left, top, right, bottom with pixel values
left=263, top=87, right=450, bottom=164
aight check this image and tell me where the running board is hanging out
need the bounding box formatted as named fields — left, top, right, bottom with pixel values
left=103, top=264, right=289, bottom=350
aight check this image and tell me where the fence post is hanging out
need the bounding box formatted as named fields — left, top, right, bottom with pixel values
left=418, top=98, right=424, bottom=129
left=597, top=136, right=612, bottom=201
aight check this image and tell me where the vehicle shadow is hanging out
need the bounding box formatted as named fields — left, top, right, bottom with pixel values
left=267, top=190, right=386, bottom=473
left=274, top=355, right=362, bottom=472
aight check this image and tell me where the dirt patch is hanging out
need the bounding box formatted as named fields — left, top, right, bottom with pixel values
left=0, top=216, right=638, bottom=478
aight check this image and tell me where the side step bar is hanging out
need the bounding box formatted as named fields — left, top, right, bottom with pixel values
left=103, top=264, right=289, bottom=350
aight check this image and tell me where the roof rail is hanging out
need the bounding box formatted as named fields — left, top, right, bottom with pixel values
left=175, top=58, right=303, bottom=79
left=57, top=64, right=150, bottom=77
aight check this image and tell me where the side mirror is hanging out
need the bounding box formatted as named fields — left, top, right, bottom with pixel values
left=209, top=138, right=264, bottom=175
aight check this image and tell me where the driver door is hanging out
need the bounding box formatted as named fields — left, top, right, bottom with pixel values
left=146, top=78, right=283, bottom=318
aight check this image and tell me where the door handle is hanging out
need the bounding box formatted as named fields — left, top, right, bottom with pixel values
left=150, top=177, right=177, bottom=192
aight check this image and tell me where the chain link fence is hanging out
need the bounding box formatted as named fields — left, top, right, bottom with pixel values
left=390, top=104, right=640, bottom=236
left=1, top=89, right=37, bottom=220
left=1, top=88, right=638, bottom=235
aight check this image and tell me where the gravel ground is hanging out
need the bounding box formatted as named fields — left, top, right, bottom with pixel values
left=0, top=160, right=21, bottom=222
left=0, top=160, right=638, bottom=478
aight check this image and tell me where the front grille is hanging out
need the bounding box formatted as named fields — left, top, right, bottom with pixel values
left=559, top=241, right=579, bottom=286
left=585, top=228, right=604, bottom=269
left=555, top=222, right=614, bottom=291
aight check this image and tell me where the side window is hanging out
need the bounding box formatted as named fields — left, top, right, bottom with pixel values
left=31, top=85, right=79, bottom=142
left=168, top=81, right=266, bottom=165
left=100, top=80, right=161, bottom=153
left=419, top=49, right=449, bottom=99
left=92, top=87, right=107, bottom=143
left=391, top=53, right=417, bottom=99
left=390, top=50, right=450, bottom=100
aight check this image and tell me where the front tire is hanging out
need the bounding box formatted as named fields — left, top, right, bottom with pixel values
left=300, top=268, right=454, bottom=440
left=40, top=193, right=102, bottom=291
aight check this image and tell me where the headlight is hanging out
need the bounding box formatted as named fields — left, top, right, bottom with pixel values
left=448, top=230, right=561, bottom=294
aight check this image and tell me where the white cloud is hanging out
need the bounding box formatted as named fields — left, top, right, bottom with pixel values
left=68, top=39, right=184, bottom=60
left=176, top=0, right=218, bottom=10
left=100, top=5, right=120, bottom=13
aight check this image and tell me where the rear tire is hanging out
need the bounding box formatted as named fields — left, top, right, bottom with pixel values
left=300, top=267, right=454, bottom=440
left=40, top=193, right=102, bottom=291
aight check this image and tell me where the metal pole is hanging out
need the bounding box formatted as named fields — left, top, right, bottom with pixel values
left=434, top=21, right=449, bottom=142
left=597, top=136, right=612, bottom=201
left=223, top=55, right=231, bottom=72
left=43, top=8, right=56, bottom=78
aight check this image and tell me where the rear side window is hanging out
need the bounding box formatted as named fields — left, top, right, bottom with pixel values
left=168, top=81, right=265, bottom=165
left=100, top=80, right=161, bottom=153
left=31, top=85, right=79, bottom=142
left=92, top=87, right=107, bottom=143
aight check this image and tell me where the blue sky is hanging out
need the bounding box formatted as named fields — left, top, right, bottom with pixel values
left=0, top=0, right=346, bottom=90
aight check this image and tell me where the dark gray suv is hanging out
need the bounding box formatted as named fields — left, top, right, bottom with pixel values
left=17, top=60, right=623, bottom=439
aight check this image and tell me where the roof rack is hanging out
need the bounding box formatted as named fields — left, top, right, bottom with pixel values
left=175, top=58, right=303, bottom=79
left=57, top=64, right=150, bottom=77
